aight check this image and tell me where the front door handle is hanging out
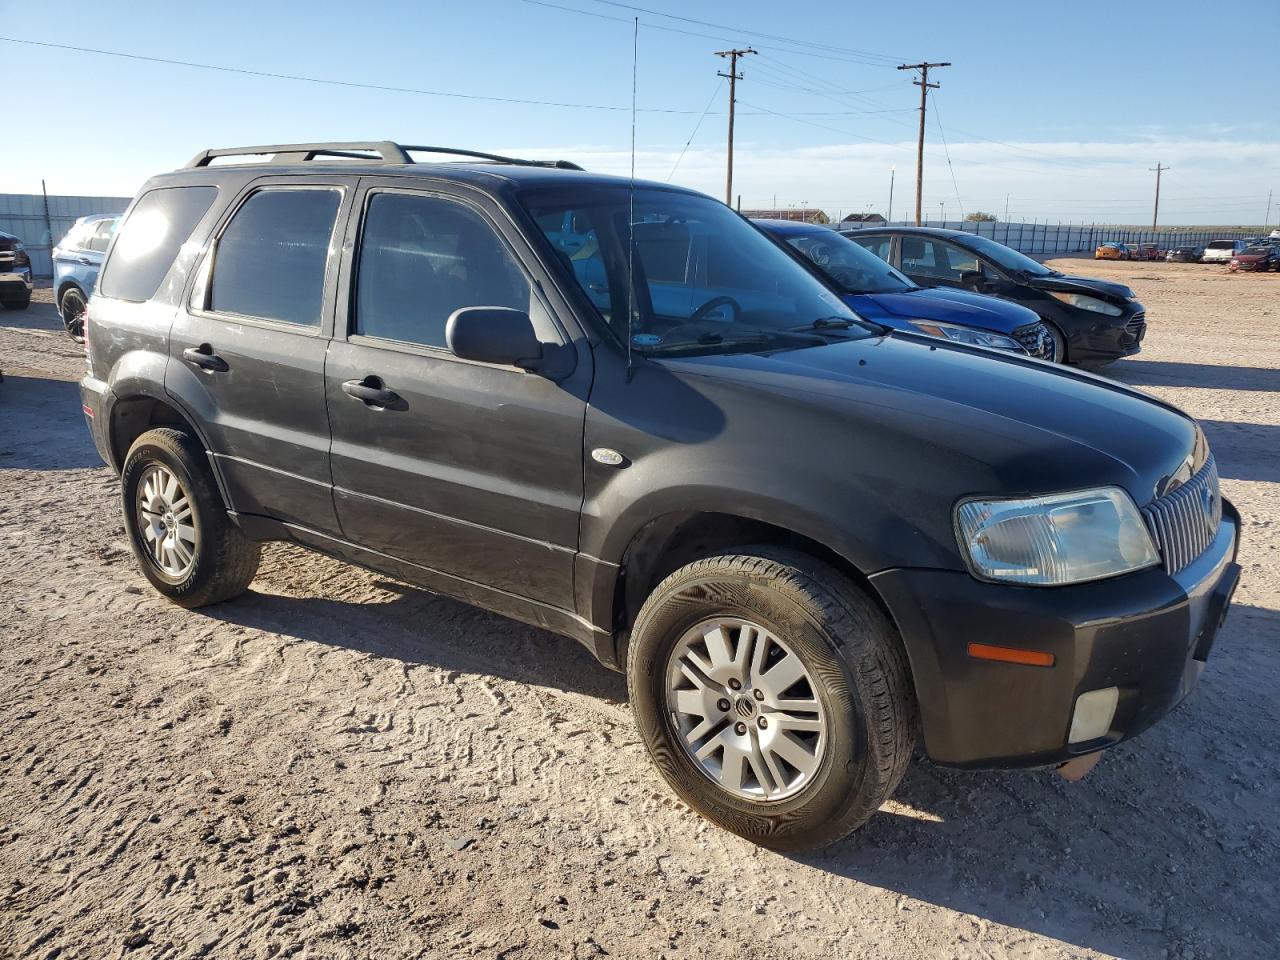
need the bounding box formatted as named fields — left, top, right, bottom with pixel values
left=342, top=377, right=403, bottom=409
left=182, top=344, right=228, bottom=372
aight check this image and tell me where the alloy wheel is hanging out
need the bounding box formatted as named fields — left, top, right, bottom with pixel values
left=665, top=617, right=827, bottom=801
left=136, top=464, right=197, bottom=579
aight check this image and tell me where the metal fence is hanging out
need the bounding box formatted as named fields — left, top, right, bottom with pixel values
left=0, top=192, right=133, bottom=280
left=839, top=218, right=1260, bottom=257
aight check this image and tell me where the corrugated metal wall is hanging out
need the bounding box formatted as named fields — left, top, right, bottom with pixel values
left=841, top=218, right=1257, bottom=256
left=0, top=193, right=133, bottom=280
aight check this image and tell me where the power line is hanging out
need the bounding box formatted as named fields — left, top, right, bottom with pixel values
left=0, top=34, right=708, bottom=115
left=667, top=77, right=723, bottom=180
left=577, top=0, right=906, bottom=64
left=929, top=89, right=964, bottom=220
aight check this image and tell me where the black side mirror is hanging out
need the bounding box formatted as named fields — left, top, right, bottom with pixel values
left=959, top=269, right=985, bottom=291
left=446, top=307, right=544, bottom=369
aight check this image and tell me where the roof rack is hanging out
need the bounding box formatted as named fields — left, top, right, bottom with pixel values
left=184, top=141, right=583, bottom=171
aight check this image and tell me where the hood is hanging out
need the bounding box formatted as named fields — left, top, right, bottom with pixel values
left=676, top=335, right=1197, bottom=505
left=1025, top=272, right=1135, bottom=301
left=856, top=287, right=1040, bottom=335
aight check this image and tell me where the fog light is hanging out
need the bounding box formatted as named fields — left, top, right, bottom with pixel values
left=1068, top=687, right=1119, bottom=744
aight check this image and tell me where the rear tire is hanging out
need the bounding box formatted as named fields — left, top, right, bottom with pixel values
left=121, top=428, right=260, bottom=608
left=627, top=547, right=916, bottom=851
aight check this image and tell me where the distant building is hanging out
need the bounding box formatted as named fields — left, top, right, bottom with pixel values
left=742, top=208, right=830, bottom=224
left=841, top=213, right=887, bottom=225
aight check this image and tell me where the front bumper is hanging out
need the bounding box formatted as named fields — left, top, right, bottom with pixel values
left=870, top=499, right=1240, bottom=768
left=1065, top=302, right=1145, bottom=364
left=0, top=266, right=33, bottom=298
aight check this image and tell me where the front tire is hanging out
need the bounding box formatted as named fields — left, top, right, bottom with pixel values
left=627, top=548, right=915, bottom=851
left=121, top=428, right=260, bottom=608
left=1045, top=322, right=1068, bottom=364
left=59, top=286, right=87, bottom=339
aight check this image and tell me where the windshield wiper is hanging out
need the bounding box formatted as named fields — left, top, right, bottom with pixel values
left=787, top=316, right=889, bottom=336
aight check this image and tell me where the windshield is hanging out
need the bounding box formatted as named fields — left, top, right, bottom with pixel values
left=519, top=185, right=871, bottom=356
left=960, top=234, right=1056, bottom=276
left=778, top=229, right=916, bottom=294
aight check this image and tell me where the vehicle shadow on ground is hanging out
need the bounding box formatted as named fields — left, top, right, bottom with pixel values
left=1197, top=420, right=1280, bottom=483
left=1, top=301, right=64, bottom=334
left=785, top=601, right=1280, bottom=959
left=199, top=578, right=630, bottom=705
left=1109, top=359, right=1280, bottom=393
left=0, top=375, right=103, bottom=470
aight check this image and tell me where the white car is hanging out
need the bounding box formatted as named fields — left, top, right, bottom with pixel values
left=1201, top=239, right=1247, bottom=264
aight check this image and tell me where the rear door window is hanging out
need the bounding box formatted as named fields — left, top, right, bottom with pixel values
left=99, top=186, right=218, bottom=301
left=208, top=188, right=341, bottom=326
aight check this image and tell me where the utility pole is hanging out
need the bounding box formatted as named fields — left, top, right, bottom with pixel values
left=1265, top=188, right=1272, bottom=229
left=1149, top=163, right=1168, bottom=231
left=716, top=47, right=756, bottom=206
left=888, top=165, right=895, bottom=222
left=898, top=60, right=950, bottom=226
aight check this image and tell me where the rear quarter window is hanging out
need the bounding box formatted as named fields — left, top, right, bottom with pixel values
left=99, top=186, right=218, bottom=302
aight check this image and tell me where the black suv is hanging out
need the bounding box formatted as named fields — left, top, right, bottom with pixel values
left=0, top=229, right=34, bottom=310
left=81, top=142, right=1240, bottom=850
left=838, top=226, right=1147, bottom=367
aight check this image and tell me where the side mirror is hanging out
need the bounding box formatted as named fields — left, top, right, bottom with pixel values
left=446, top=307, right=544, bottom=369
left=959, top=269, right=985, bottom=291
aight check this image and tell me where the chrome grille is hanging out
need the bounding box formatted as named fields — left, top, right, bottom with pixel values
left=1012, top=321, right=1054, bottom=360
left=1143, top=455, right=1221, bottom=574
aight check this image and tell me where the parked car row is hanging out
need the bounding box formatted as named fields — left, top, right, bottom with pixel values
left=76, top=141, right=1239, bottom=851
left=828, top=225, right=1145, bottom=367
left=1092, top=238, right=1277, bottom=267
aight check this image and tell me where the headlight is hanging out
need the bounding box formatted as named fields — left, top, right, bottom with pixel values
left=955, top=487, right=1159, bottom=586
left=1047, top=291, right=1124, bottom=316
left=904, top=320, right=1023, bottom=352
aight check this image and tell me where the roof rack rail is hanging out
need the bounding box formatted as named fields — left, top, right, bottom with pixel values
left=184, top=141, right=584, bottom=171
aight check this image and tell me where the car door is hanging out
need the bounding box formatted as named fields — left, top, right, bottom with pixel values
left=325, top=180, right=590, bottom=610
left=167, top=177, right=353, bottom=537
left=897, top=235, right=980, bottom=289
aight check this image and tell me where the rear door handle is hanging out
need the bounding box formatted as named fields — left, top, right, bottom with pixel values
left=182, top=344, right=228, bottom=372
left=77, top=256, right=95, bottom=265
left=342, top=377, right=402, bottom=408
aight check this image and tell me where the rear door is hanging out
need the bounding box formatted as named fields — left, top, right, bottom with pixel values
left=896, top=235, right=980, bottom=289
left=167, top=177, right=353, bottom=536
left=325, top=179, right=590, bottom=609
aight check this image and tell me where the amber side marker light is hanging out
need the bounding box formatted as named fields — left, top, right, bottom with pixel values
left=967, top=642, right=1055, bottom=668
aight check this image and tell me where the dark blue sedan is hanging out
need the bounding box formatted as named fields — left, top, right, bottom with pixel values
left=755, top=219, right=1057, bottom=361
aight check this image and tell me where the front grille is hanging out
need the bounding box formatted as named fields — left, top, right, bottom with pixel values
left=1124, top=313, right=1146, bottom=344
left=1143, top=455, right=1221, bottom=574
left=1012, top=321, right=1054, bottom=360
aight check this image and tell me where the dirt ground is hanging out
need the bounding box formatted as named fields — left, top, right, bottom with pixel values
left=1, top=260, right=1277, bottom=960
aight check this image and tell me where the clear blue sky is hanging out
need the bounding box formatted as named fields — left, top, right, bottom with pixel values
left=2, top=0, right=1276, bottom=224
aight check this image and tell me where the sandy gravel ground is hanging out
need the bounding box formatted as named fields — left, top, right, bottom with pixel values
left=1, top=262, right=1277, bottom=960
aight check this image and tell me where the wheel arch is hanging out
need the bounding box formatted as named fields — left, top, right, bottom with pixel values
left=610, top=510, right=901, bottom=668
left=107, top=392, right=233, bottom=513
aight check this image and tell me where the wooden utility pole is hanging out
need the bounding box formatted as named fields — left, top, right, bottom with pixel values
left=1150, top=163, right=1168, bottom=230
left=898, top=61, right=950, bottom=226
left=716, top=47, right=756, bottom=206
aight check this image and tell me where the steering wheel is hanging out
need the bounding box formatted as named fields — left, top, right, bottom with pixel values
left=688, top=295, right=743, bottom=325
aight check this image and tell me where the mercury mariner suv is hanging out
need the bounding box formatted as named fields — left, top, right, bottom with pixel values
left=81, top=142, right=1240, bottom=850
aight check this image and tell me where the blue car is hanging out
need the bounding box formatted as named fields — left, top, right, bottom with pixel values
left=52, top=215, right=117, bottom=339
left=755, top=219, right=1057, bottom=361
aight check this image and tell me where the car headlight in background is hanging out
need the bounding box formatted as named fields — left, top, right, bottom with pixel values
left=955, top=487, right=1160, bottom=586
left=904, top=320, right=1024, bottom=352
left=1047, top=291, right=1124, bottom=316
